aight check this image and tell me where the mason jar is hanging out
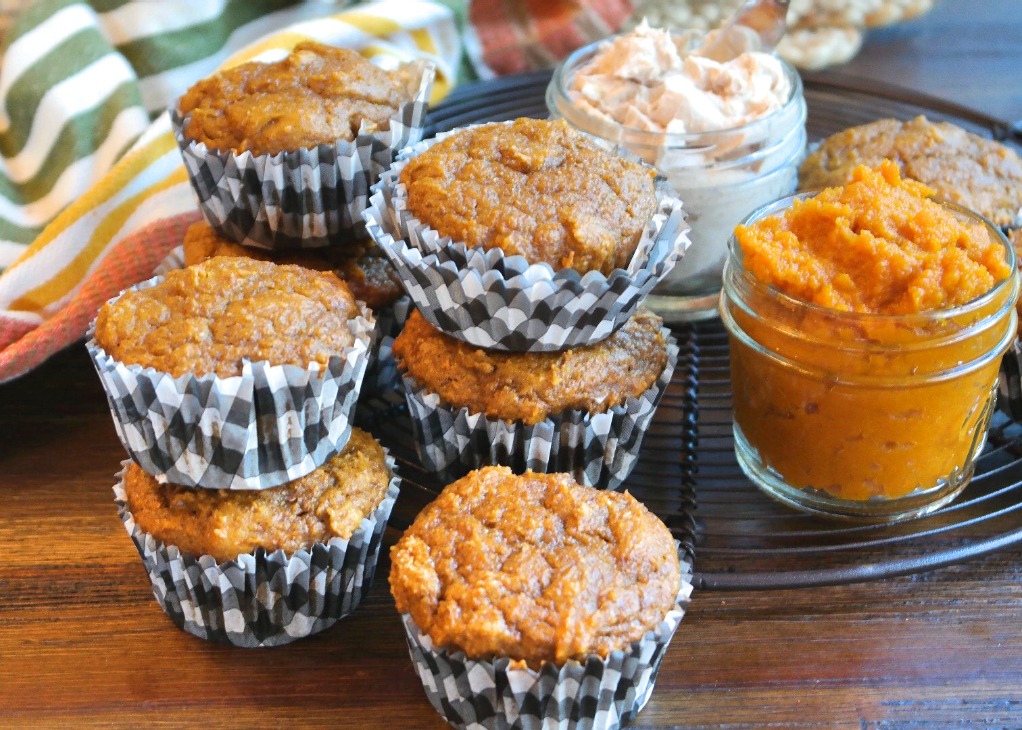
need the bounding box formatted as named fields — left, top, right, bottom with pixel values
left=546, top=37, right=807, bottom=320
left=719, top=195, right=1020, bottom=522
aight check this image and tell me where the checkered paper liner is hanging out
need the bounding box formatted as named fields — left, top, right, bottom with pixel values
left=87, top=276, right=374, bottom=490
left=362, top=294, right=413, bottom=396
left=364, top=195, right=687, bottom=352
left=113, top=459, right=401, bottom=647
left=171, top=60, right=434, bottom=250
left=153, top=244, right=185, bottom=276
left=362, top=128, right=690, bottom=353
left=399, top=557, right=693, bottom=730
left=399, top=329, right=678, bottom=490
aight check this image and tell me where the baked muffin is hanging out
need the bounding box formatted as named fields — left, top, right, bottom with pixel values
left=363, top=118, right=689, bottom=353
left=398, top=117, right=658, bottom=275
left=390, top=466, right=690, bottom=727
left=88, top=256, right=373, bottom=489
left=172, top=42, right=434, bottom=249
left=179, top=42, right=409, bottom=156
left=799, top=116, right=1022, bottom=227
left=182, top=219, right=404, bottom=310
left=391, top=307, right=677, bottom=488
left=95, top=256, right=363, bottom=378
left=394, top=307, right=668, bottom=425
left=124, top=428, right=392, bottom=561
left=115, top=428, right=401, bottom=647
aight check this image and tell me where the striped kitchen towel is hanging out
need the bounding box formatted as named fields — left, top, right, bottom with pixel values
left=0, top=0, right=461, bottom=383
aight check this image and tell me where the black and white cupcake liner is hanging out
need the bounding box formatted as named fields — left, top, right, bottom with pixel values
left=362, top=127, right=690, bottom=353
left=399, top=329, right=678, bottom=490
left=113, top=459, right=401, bottom=648
left=399, top=558, right=693, bottom=730
left=362, top=295, right=413, bottom=396
left=172, top=60, right=434, bottom=250
left=153, top=244, right=185, bottom=276
left=87, top=276, right=374, bottom=490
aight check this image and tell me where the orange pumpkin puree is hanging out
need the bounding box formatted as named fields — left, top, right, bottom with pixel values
left=728, top=161, right=1017, bottom=502
left=736, top=161, right=1011, bottom=314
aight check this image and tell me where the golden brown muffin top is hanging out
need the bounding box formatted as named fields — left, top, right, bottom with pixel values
left=398, top=118, right=658, bottom=275
left=181, top=220, right=403, bottom=309
left=392, top=308, right=669, bottom=425
left=389, top=466, right=681, bottom=667
left=179, top=42, right=409, bottom=155
left=799, top=116, right=1022, bottom=227
left=94, top=256, right=361, bottom=378
left=124, top=428, right=391, bottom=562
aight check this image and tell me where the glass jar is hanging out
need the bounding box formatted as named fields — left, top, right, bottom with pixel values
left=546, top=36, right=807, bottom=321
left=719, top=195, right=1020, bottom=522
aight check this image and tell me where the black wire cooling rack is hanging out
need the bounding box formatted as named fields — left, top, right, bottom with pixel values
left=356, top=70, right=1022, bottom=591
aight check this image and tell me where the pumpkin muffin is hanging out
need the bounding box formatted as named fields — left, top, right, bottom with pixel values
left=89, top=255, right=373, bottom=490
left=94, top=256, right=363, bottom=379
left=389, top=466, right=689, bottom=727
left=172, top=42, right=433, bottom=251
left=390, top=307, right=676, bottom=489
left=182, top=219, right=404, bottom=310
left=390, top=466, right=681, bottom=667
left=799, top=116, right=1022, bottom=227
left=392, top=306, right=669, bottom=425
left=123, top=428, right=391, bottom=562
left=398, top=117, right=658, bottom=275
left=114, top=429, right=401, bottom=646
left=178, top=41, right=410, bottom=155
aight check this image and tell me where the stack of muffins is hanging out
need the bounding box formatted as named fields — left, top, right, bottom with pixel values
left=86, top=42, right=436, bottom=647
left=360, top=116, right=694, bottom=726
left=364, top=116, right=691, bottom=489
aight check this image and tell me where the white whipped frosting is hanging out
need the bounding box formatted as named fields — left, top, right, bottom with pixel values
left=570, top=21, right=792, bottom=135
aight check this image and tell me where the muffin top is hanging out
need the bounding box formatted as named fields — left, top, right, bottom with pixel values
left=389, top=466, right=681, bottom=667
left=799, top=116, right=1022, bottom=227
left=392, top=307, right=669, bottom=424
left=398, top=118, right=658, bottom=275
left=179, top=41, right=409, bottom=155
left=124, top=428, right=391, bottom=562
left=94, top=256, right=362, bottom=378
left=182, top=219, right=404, bottom=310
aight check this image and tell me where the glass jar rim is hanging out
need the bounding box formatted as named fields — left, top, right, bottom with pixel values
left=726, top=192, right=1020, bottom=325
left=548, top=31, right=805, bottom=145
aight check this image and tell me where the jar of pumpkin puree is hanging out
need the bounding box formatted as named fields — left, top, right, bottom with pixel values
left=720, top=162, right=1019, bottom=521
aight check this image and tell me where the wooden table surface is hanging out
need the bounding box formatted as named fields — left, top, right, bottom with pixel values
left=3, top=1, right=1022, bottom=727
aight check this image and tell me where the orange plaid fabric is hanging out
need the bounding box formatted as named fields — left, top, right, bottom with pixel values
left=468, top=0, right=634, bottom=76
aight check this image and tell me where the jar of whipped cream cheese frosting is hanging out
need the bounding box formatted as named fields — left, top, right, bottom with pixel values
left=546, top=22, right=807, bottom=320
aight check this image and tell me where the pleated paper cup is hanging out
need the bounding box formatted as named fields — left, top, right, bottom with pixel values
left=172, top=60, right=434, bottom=250
left=153, top=244, right=185, bottom=276
left=362, top=294, right=413, bottom=397
left=113, top=459, right=401, bottom=648
left=362, top=127, right=690, bottom=353
left=399, top=559, right=693, bottom=730
left=87, top=276, right=374, bottom=491
left=398, top=329, right=678, bottom=490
